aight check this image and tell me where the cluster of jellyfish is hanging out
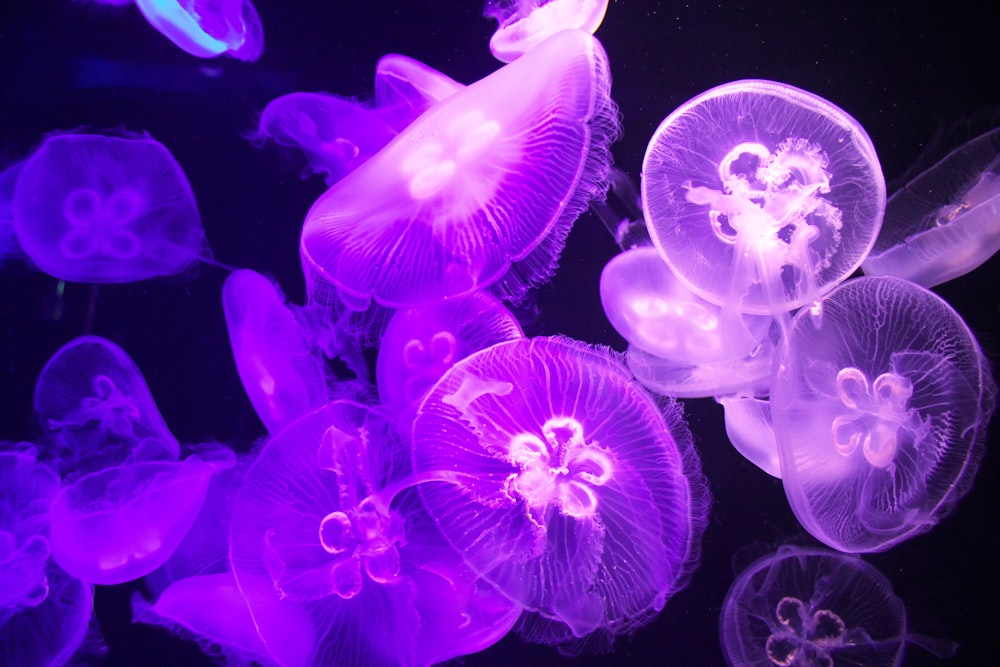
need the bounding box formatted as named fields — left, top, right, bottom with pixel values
left=2, top=0, right=999, bottom=666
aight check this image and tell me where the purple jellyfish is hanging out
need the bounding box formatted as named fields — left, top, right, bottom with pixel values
left=485, top=0, right=609, bottom=63
left=133, top=0, right=264, bottom=61
left=772, top=276, right=995, bottom=552
left=373, top=54, right=465, bottom=131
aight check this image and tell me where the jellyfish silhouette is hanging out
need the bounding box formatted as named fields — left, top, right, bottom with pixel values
left=12, top=132, right=205, bottom=284
left=300, top=28, right=620, bottom=309
left=642, top=80, right=885, bottom=316
left=720, top=545, right=957, bottom=667
left=1, top=450, right=93, bottom=667
left=485, top=1, right=609, bottom=63
left=771, top=276, right=996, bottom=552
left=410, top=336, right=709, bottom=641
left=863, top=126, right=1000, bottom=287
left=133, top=0, right=264, bottom=61
left=373, top=54, right=465, bottom=131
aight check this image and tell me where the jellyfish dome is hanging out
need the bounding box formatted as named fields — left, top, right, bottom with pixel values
left=12, top=132, right=204, bottom=284
left=133, top=0, right=264, bottom=61
left=771, top=276, right=996, bottom=552
left=642, top=80, right=885, bottom=315
left=373, top=54, right=465, bottom=131
left=863, top=126, right=1000, bottom=287
left=411, top=336, right=709, bottom=640
left=300, top=28, right=620, bottom=309
left=485, top=0, right=610, bottom=63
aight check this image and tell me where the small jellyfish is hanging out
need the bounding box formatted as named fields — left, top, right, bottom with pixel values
left=720, top=545, right=957, bottom=667
left=717, top=394, right=781, bottom=479
left=410, top=336, right=709, bottom=642
left=485, top=0, right=609, bottom=63
left=12, top=132, right=205, bottom=284
left=642, top=80, right=885, bottom=316
left=222, top=269, right=331, bottom=435
left=133, top=0, right=264, bottom=61
left=373, top=54, right=465, bottom=131
left=863, top=126, right=1000, bottom=287
left=771, top=276, right=995, bottom=552
left=300, top=29, right=620, bottom=309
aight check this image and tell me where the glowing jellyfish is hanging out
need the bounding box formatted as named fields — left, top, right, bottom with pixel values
left=373, top=54, right=465, bottom=131
left=717, top=395, right=781, bottom=478
left=863, top=126, right=1000, bottom=287
left=410, top=336, right=709, bottom=641
left=1, top=450, right=93, bottom=667
left=485, top=0, right=609, bottom=63
left=222, top=269, right=331, bottom=435
left=250, top=93, right=397, bottom=188
left=133, top=0, right=264, bottom=61
left=11, top=132, right=204, bottom=284
left=642, top=80, right=885, bottom=316
left=301, top=29, right=620, bottom=308
left=772, top=276, right=995, bottom=552
left=375, top=291, right=523, bottom=417
left=721, top=545, right=956, bottom=667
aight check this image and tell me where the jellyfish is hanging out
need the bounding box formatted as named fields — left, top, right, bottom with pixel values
left=409, top=336, right=709, bottom=642
left=222, top=269, right=331, bottom=435
left=373, top=54, right=465, bottom=131
left=484, top=0, right=609, bottom=63
left=720, top=545, right=957, bottom=667
left=771, top=276, right=996, bottom=552
left=0, top=162, right=24, bottom=268
left=863, top=126, right=1000, bottom=287
left=642, top=80, right=885, bottom=318
left=11, top=131, right=205, bottom=284
left=375, top=291, right=524, bottom=418
left=717, top=395, right=781, bottom=479
left=1, top=450, right=93, bottom=667
left=300, top=28, right=620, bottom=309
left=133, top=0, right=264, bottom=61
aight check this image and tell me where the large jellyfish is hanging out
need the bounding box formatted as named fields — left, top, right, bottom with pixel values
left=12, top=132, right=205, bottom=284
left=300, top=28, right=620, bottom=309
left=720, top=545, right=956, bottom=667
left=133, top=0, right=264, bottom=61
left=771, top=276, right=995, bottom=552
left=863, top=126, right=1000, bottom=287
left=484, top=0, right=609, bottom=63
left=410, top=336, right=709, bottom=642
left=642, top=80, right=885, bottom=317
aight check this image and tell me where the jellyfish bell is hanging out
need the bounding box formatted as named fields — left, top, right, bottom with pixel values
left=300, top=28, right=620, bottom=309
left=485, top=0, right=610, bottom=63
left=373, top=54, right=466, bottom=131
left=642, top=79, right=885, bottom=317
left=133, top=0, right=264, bottom=61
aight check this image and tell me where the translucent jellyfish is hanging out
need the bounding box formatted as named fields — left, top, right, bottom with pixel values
left=1, top=450, right=93, bottom=667
left=717, top=395, right=781, bottom=478
left=721, top=545, right=956, bottom=667
left=301, top=29, right=620, bottom=308
left=642, top=80, right=885, bottom=316
left=12, top=132, right=205, bottom=284
left=375, top=291, right=523, bottom=417
left=373, top=54, right=465, bottom=131
left=771, top=276, right=996, bottom=552
left=250, top=93, right=397, bottom=188
left=863, top=126, right=1000, bottom=287
left=485, top=0, right=609, bottom=63
left=222, top=269, right=331, bottom=435
left=410, top=337, right=709, bottom=641
left=133, top=0, right=264, bottom=61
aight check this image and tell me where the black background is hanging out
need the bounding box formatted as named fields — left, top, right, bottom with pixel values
left=1, top=1, right=997, bottom=665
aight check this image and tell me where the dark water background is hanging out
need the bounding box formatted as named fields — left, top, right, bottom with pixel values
left=1, top=1, right=997, bottom=665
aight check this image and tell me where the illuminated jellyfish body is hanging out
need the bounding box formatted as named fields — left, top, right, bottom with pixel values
left=772, top=276, right=995, bottom=552
left=863, top=126, right=1000, bottom=287
left=720, top=545, right=957, bottom=667
left=375, top=291, right=523, bottom=417
left=717, top=395, right=781, bottom=478
left=373, top=54, right=465, bottom=131
left=34, top=335, right=179, bottom=475
left=485, top=0, right=609, bottom=63
left=11, top=132, right=204, bottom=284
left=411, top=337, right=709, bottom=641
left=301, top=29, right=620, bottom=309
left=223, top=269, right=331, bottom=435
left=250, top=93, right=397, bottom=188
left=133, top=0, right=264, bottom=62
left=642, top=80, right=885, bottom=317
left=1, top=450, right=93, bottom=667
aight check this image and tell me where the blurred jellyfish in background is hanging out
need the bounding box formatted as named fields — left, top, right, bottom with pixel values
left=133, top=0, right=264, bottom=61
left=373, top=54, right=465, bottom=131
left=484, top=0, right=609, bottom=63
left=720, top=545, right=957, bottom=667
left=863, top=126, right=1000, bottom=287
left=300, top=29, right=620, bottom=311
left=1, top=449, right=93, bottom=667
left=0, top=162, right=24, bottom=267
left=589, top=166, right=651, bottom=250
left=410, top=336, right=709, bottom=645
left=11, top=132, right=205, bottom=284
left=771, top=276, right=995, bottom=553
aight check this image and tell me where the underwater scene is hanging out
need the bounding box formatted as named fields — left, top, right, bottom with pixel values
left=1, top=1, right=998, bottom=666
